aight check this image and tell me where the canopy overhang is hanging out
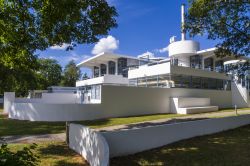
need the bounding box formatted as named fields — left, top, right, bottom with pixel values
left=77, top=52, right=139, bottom=68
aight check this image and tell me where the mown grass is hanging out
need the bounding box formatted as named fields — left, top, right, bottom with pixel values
left=0, top=105, right=249, bottom=136
left=0, top=112, right=184, bottom=136
left=111, top=124, right=250, bottom=166
left=8, top=141, right=89, bottom=166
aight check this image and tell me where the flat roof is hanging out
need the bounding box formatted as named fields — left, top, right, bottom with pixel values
left=77, top=52, right=139, bottom=68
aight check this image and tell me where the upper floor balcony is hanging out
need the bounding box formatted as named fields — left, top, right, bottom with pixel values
left=76, top=74, right=129, bottom=87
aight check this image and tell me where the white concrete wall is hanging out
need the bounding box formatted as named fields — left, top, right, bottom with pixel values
left=103, top=114, right=250, bottom=157
left=4, top=92, right=15, bottom=114
left=128, top=62, right=171, bottom=79
left=76, top=75, right=128, bottom=87
left=178, top=98, right=210, bottom=108
left=231, top=81, right=249, bottom=108
left=9, top=103, right=103, bottom=121
left=171, top=65, right=230, bottom=80
left=69, top=124, right=109, bottom=166
left=9, top=85, right=233, bottom=121
left=41, top=93, right=79, bottom=103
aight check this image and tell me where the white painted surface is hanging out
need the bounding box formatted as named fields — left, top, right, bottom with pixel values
left=41, top=93, right=79, bottom=103
left=178, top=98, right=210, bottom=108
left=9, top=85, right=232, bottom=121
left=231, top=81, right=248, bottom=108
left=9, top=103, right=103, bottom=121
left=76, top=75, right=128, bottom=87
left=4, top=92, right=15, bottom=114
left=171, top=65, right=230, bottom=80
left=69, top=124, right=109, bottom=166
left=178, top=106, right=218, bottom=114
left=102, top=114, right=250, bottom=157
left=170, top=97, right=218, bottom=114
left=168, top=40, right=200, bottom=57
left=128, top=62, right=171, bottom=79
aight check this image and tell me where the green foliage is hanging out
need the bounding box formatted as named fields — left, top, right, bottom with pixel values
left=0, top=141, right=40, bottom=166
left=61, top=60, right=81, bottom=87
left=37, top=59, right=62, bottom=89
left=186, top=0, right=250, bottom=57
left=0, top=0, right=117, bottom=95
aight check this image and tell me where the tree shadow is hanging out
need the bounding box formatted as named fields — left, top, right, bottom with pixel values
left=110, top=124, right=250, bottom=166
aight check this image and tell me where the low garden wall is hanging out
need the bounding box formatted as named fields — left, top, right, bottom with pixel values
left=69, top=114, right=250, bottom=166
left=69, top=124, right=109, bottom=166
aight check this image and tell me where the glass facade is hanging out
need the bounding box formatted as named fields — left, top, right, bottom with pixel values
left=190, top=55, right=202, bottom=69
left=108, top=61, right=116, bottom=75
left=94, top=66, right=99, bottom=78
left=100, top=64, right=107, bottom=76
left=129, top=74, right=231, bottom=91
left=204, top=58, right=214, bottom=71
left=118, top=58, right=128, bottom=77
left=215, top=60, right=224, bottom=73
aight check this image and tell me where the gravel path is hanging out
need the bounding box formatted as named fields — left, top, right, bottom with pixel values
left=1, top=133, right=65, bottom=144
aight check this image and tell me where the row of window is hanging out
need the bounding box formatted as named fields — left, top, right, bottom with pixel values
left=129, top=74, right=231, bottom=91
left=93, top=58, right=128, bottom=78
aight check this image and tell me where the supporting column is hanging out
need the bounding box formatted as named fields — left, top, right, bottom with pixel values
left=115, top=60, right=118, bottom=75
left=106, top=63, right=109, bottom=75
left=99, top=65, right=101, bottom=77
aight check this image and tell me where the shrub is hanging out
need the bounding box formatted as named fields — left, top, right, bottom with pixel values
left=0, top=140, right=40, bottom=166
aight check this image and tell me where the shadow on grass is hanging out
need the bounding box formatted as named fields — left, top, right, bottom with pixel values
left=0, top=116, right=65, bottom=136
left=38, top=143, right=89, bottom=166
left=110, top=125, right=250, bottom=166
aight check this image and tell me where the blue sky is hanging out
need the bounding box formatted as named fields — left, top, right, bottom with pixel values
left=38, top=0, right=219, bottom=68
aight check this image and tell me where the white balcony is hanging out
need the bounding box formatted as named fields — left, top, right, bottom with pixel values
left=76, top=74, right=129, bottom=87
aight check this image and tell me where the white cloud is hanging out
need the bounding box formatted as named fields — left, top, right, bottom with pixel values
left=137, top=51, right=155, bottom=58
left=50, top=43, right=70, bottom=50
left=155, top=46, right=168, bottom=53
left=91, top=35, right=119, bottom=55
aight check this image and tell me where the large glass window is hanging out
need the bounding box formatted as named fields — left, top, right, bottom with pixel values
left=100, top=64, right=107, bottom=76
left=215, top=60, right=224, bottom=73
left=108, top=61, right=115, bottom=75
left=190, top=55, right=202, bottom=69
left=118, top=58, right=128, bottom=77
left=93, top=66, right=99, bottom=78
left=204, top=58, right=214, bottom=71
left=191, top=76, right=201, bottom=88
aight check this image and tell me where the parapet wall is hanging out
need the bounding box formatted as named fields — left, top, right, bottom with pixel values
left=69, top=114, right=250, bottom=166
left=7, top=85, right=232, bottom=121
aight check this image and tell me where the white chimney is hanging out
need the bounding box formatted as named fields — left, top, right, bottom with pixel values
left=181, top=4, right=186, bottom=41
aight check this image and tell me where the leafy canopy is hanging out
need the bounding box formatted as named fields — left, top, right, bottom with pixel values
left=61, top=60, right=81, bottom=87
left=37, top=59, right=62, bottom=89
left=0, top=0, right=117, bottom=95
left=186, top=0, right=250, bottom=57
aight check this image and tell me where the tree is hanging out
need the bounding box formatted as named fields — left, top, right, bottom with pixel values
left=0, top=0, right=117, bottom=94
left=185, top=0, right=250, bottom=57
left=37, top=59, right=62, bottom=89
left=61, top=60, right=81, bottom=87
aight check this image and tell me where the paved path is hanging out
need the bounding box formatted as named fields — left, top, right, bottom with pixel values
left=2, top=109, right=250, bottom=143
left=1, top=133, right=65, bottom=144
left=96, top=110, right=250, bottom=132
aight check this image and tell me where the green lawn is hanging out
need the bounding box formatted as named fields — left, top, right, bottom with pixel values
left=0, top=113, right=184, bottom=136
left=0, top=106, right=249, bottom=136
left=111, top=124, right=250, bottom=166
left=0, top=104, right=3, bottom=113
left=8, top=141, right=89, bottom=166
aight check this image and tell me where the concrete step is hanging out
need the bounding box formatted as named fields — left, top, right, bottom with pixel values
left=178, top=106, right=218, bottom=114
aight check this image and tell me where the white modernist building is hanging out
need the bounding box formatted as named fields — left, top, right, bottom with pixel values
left=5, top=4, right=250, bottom=121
